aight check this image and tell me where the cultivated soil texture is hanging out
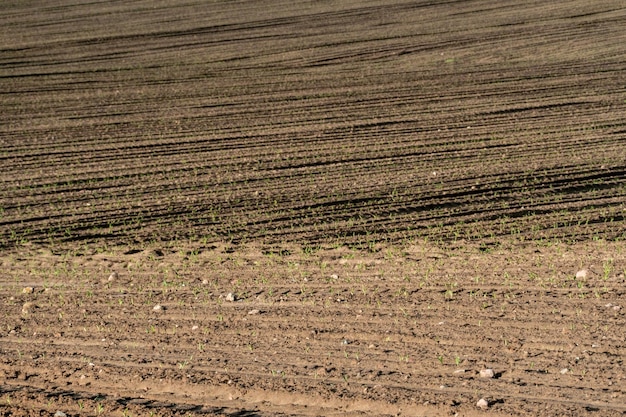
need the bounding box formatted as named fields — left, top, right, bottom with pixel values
left=1, top=0, right=626, bottom=416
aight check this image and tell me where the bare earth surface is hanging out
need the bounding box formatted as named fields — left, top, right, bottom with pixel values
left=1, top=0, right=626, bottom=416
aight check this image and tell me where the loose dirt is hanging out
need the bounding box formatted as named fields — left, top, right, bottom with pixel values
left=1, top=0, right=625, bottom=416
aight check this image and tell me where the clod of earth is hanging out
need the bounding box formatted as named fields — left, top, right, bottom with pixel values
left=21, top=302, right=35, bottom=314
left=479, top=368, right=495, bottom=378
left=22, top=287, right=34, bottom=294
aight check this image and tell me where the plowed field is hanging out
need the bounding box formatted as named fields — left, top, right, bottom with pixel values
left=1, top=0, right=626, bottom=416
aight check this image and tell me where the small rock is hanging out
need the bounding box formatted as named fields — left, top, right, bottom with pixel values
left=225, top=293, right=236, bottom=302
left=54, top=412, right=67, bottom=417
left=108, top=272, right=118, bottom=282
left=192, top=325, right=199, bottom=331
left=22, top=287, right=34, bottom=294
left=330, top=274, right=338, bottom=280
left=476, top=398, right=489, bottom=409
left=560, top=368, right=569, bottom=374
left=202, top=279, right=209, bottom=285
left=453, top=369, right=466, bottom=374
left=479, top=368, right=495, bottom=378
left=613, top=305, right=621, bottom=311
left=153, top=304, right=164, bottom=312
left=576, top=269, right=588, bottom=279
left=247, top=309, right=260, bottom=315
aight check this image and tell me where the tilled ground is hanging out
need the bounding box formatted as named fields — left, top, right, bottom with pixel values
left=1, top=0, right=625, bottom=248
left=1, top=241, right=625, bottom=416
left=2, top=0, right=626, bottom=415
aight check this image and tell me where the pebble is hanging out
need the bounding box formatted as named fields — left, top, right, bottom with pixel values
left=108, top=272, right=118, bottom=282
left=54, top=412, right=67, bottom=417
left=476, top=398, right=489, bottom=409
left=247, top=309, right=260, bottom=315
left=22, top=287, right=34, bottom=294
left=576, top=269, right=588, bottom=279
left=225, top=293, right=236, bottom=302
left=560, top=368, right=569, bottom=374
left=479, top=368, right=495, bottom=378
left=153, top=304, right=164, bottom=312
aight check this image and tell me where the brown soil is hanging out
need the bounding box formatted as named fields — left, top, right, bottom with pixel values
left=1, top=0, right=625, bottom=416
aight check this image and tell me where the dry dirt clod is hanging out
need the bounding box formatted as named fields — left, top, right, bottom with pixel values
left=476, top=398, right=489, bottom=409
left=22, top=302, right=35, bottom=314
left=247, top=309, right=260, bottom=315
left=22, top=286, right=34, bottom=294
left=108, top=272, right=118, bottom=282
left=225, top=292, right=236, bottom=302
left=153, top=304, right=164, bottom=312
left=480, top=368, right=495, bottom=378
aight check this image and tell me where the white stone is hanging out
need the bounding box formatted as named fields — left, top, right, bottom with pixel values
left=479, top=368, right=495, bottom=378
left=476, top=398, right=489, bottom=409
left=576, top=269, right=588, bottom=279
